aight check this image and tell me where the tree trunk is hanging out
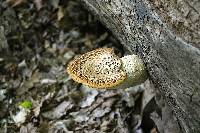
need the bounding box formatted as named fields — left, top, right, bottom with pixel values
left=80, top=0, right=200, bottom=133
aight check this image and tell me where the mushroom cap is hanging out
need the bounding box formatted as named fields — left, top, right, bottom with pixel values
left=67, top=48, right=126, bottom=88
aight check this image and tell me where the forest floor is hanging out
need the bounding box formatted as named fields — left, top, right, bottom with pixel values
left=0, top=0, right=156, bottom=132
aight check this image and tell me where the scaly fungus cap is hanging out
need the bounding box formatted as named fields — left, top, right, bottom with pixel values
left=67, top=48, right=126, bottom=88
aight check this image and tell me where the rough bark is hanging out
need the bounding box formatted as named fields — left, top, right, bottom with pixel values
left=80, top=0, right=200, bottom=133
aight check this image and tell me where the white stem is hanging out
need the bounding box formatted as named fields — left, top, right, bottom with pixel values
left=111, top=55, right=148, bottom=89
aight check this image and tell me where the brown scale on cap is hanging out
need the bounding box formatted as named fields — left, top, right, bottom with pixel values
left=67, top=48, right=126, bottom=88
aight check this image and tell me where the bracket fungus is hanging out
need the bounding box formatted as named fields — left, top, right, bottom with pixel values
left=67, top=48, right=148, bottom=89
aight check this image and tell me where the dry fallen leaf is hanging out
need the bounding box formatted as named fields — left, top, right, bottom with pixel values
left=6, top=0, right=27, bottom=7
left=80, top=85, right=99, bottom=108
left=33, top=0, right=43, bottom=10
left=57, top=6, right=65, bottom=21
left=42, top=101, right=74, bottom=119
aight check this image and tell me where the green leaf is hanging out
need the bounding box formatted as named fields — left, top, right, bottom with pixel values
left=20, top=100, right=33, bottom=109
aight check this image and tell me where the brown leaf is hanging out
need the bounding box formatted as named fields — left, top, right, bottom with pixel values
left=6, top=0, right=27, bottom=7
